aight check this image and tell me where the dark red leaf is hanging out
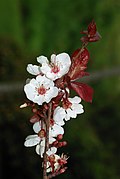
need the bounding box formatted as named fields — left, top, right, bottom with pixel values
left=89, top=32, right=101, bottom=42
left=80, top=20, right=101, bottom=43
left=70, top=81, right=93, bottom=103
left=67, top=48, right=90, bottom=80
left=88, top=20, right=97, bottom=36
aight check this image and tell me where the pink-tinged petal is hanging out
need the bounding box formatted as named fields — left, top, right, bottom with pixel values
left=33, top=121, right=41, bottom=133
left=24, top=136, right=40, bottom=147
left=70, top=82, right=93, bottom=103
left=37, top=55, right=48, bottom=64
left=27, top=64, right=41, bottom=75
left=68, top=96, right=81, bottom=104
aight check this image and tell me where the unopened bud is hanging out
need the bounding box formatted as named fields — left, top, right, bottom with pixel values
left=62, top=141, right=67, bottom=146
left=57, top=142, right=63, bottom=148
left=57, top=134, right=63, bottom=141
left=32, top=108, right=38, bottom=113
left=44, top=104, right=49, bottom=110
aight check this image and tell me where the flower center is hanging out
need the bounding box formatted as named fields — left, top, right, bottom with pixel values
left=51, top=64, right=60, bottom=74
left=62, top=99, right=72, bottom=109
left=38, top=85, right=46, bottom=95
left=38, top=129, right=46, bottom=138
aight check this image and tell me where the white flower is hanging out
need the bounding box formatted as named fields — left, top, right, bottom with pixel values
left=27, top=64, right=41, bottom=75
left=24, top=121, right=56, bottom=157
left=37, top=53, right=71, bottom=81
left=24, top=75, right=59, bottom=105
left=55, top=96, right=84, bottom=121
left=49, top=118, right=64, bottom=137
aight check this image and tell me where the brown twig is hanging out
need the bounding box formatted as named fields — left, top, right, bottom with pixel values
left=43, top=102, right=52, bottom=179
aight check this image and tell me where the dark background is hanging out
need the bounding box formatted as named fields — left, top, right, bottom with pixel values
left=0, top=0, right=120, bottom=179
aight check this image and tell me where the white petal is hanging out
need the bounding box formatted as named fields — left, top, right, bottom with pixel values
left=41, top=139, right=45, bottom=146
left=51, top=54, right=56, bottom=63
left=36, top=75, right=54, bottom=88
left=37, top=55, right=48, bottom=64
left=45, top=87, right=58, bottom=103
left=47, top=167, right=52, bottom=173
left=25, top=134, right=38, bottom=140
left=72, top=104, right=84, bottom=114
left=24, top=83, right=36, bottom=101
left=24, top=136, right=40, bottom=147
left=36, top=144, right=45, bottom=157
left=46, top=147, right=57, bottom=156
left=50, top=124, right=64, bottom=137
left=56, top=53, right=71, bottom=66
left=33, top=94, right=45, bottom=105
left=40, top=63, right=51, bottom=75
left=27, top=64, right=41, bottom=75
left=49, top=137, right=56, bottom=144
left=66, top=108, right=77, bottom=118
left=33, top=121, right=41, bottom=133
left=45, top=72, right=57, bottom=81
left=65, top=113, right=70, bottom=121
left=53, top=107, right=66, bottom=126
left=68, top=96, right=81, bottom=104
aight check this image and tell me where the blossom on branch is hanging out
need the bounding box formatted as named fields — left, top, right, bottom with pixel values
left=24, top=75, right=59, bottom=105
left=37, top=53, right=71, bottom=81
left=54, top=96, right=84, bottom=121
left=21, top=20, right=101, bottom=179
left=24, top=121, right=57, bottom=157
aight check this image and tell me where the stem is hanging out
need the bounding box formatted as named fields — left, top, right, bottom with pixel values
left=43, top=102, right=52, bottom=179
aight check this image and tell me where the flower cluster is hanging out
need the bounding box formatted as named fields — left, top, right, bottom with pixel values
left=20, top=20, right=100, bottom=179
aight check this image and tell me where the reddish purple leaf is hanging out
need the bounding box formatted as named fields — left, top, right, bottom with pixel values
left=70, top=81, right=94, bottom=103
left=67, top=48, right=90, bottom=80
left=80, top=20, right=101, bottom=43
left=88, top=20, right=97, bottom=36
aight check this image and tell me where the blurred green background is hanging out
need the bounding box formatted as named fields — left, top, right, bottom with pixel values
left=0, top=0, right=120, bottom=179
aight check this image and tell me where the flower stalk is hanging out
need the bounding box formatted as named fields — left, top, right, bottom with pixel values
left=43, top=102, right=52, bottom=179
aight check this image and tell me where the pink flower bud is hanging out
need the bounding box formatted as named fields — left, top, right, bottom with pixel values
left=32, top=108, right=38, bottom=113
left=57, top=134, right=63, bottom=141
